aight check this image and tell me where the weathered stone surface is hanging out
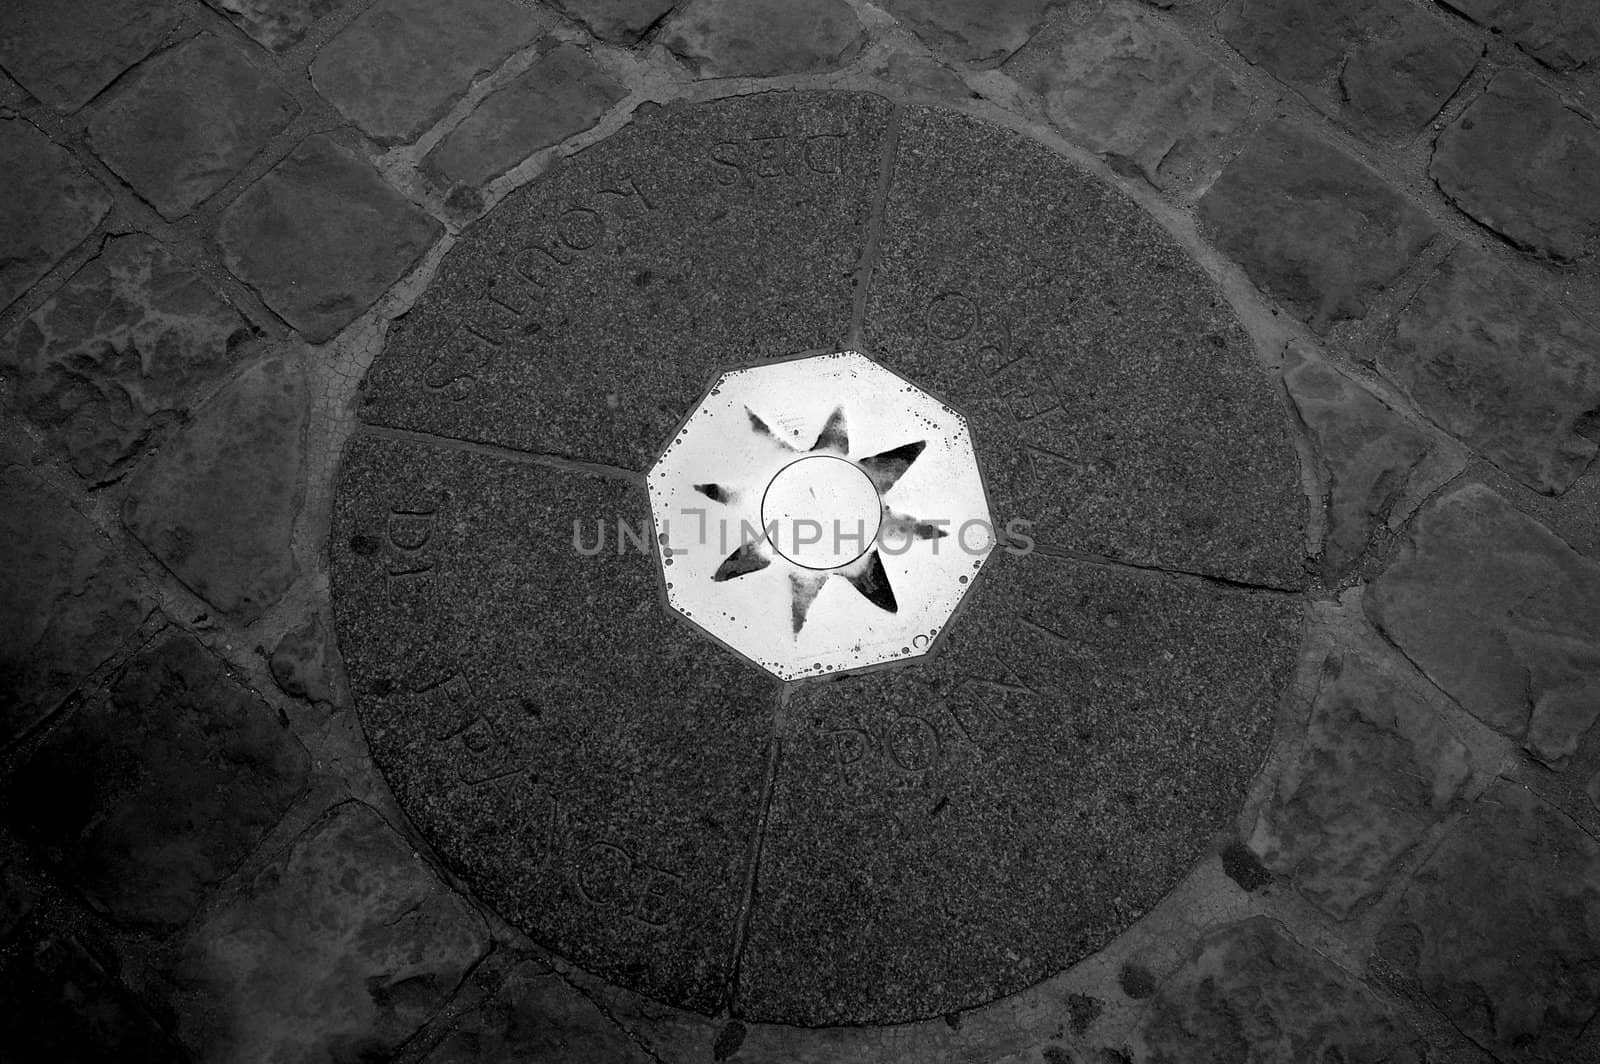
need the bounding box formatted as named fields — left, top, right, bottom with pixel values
left=662, top=0, right=865, bottom=78
left=1444, top=0, right=1600, bottom=71
left=1003, top=0, right=1250, bottom=188
left=1380, top=780, right=1600, bottom=1061
left=423, top=957, right=654, bottom=1063
left=310, top=0, right=549, bottom=143
left=269, top=613, right=335, bottom=703
left=546, top=0, right=676, bottom=45
left=423, top=43, right=625, bottom=189
left=3, top=634, right=310, bottom=929
left=0, top=464, right=151, bottom=742
left=869, top=107, right=1306, bottom=588
left=739, top=550, right=1301, bottom=1022
left=218, top=135, right=442, bottom=341
left=173, top=801, right=490, bottom=1064
left=0, top=0, right=180, bottom=112
left=86, top=33, right=299, bottom=220
left=1247, top=654, right=1475, bottom=918
left=330, top=435, right=775, bottom=1013
left=1283, top=348, right=1456, bottom=578
left=878, top=0, right=1063, bottom=65
left=1140, top=918, right=1426, bottom=1062
left=0, top=119, right=110, bottom=312
left=1432, top=71, right=1600, bottom=262
left=1368, top=484, right=1600, bottom=767
left=123, top=356, right=306, bottom=623
left=1198, top=122, right=1437, bottom=330
left=1221, top=0, right=1476, bottom=137
left=204, top=0, right=347, bottom=53
left=360, top=92, right=888, bottom=469
left=1386, top=246, right=1600, bottom=494
left=4, top=931, right=182, bottom=1061
left=5, top=234, right=252, bottom=482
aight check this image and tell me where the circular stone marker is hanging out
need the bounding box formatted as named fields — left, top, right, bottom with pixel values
left=761, top=455, right=882, bottom=568
left=334, top=92, right=1307, bottom=1026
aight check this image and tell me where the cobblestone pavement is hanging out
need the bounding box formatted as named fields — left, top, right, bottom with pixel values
left=3, top=0, right=1599, bottom=1061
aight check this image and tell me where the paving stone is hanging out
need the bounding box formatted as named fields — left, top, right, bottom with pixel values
left=217, top=135, right=442, bottom=341
left=1283, top=348, right=1457, bottom=579
left=0, top=0, right=180, bottom=113
left=86, top=33, right=299, bottom=221
left=1385, top=246, right=1600, bottom=494
left=1431, top=70, right=1600, bottom=262
left=0, top=119, right=111, bottom=312
left=423, top=43, right=625, bottom=190
left=172, top=800, right=490, bottom=1064
left=1140, top=917, right=1426, bottom=1062
left=330, top=434, right=776, bottom=1012
left=546, top=0, right=676, bottom=45
left=1221, top=0, right=1476, bottom=137
left=868, top=107, right=1306, bottom=589
left=0, top=464, right=152, bottom=744
left=422, top=957, right=654, bottom=1063
left=204, top=0, right=348, bottom=53
left=1003, top=0, right=1250, bottom=188
left=662, top=0, right=865, bottom=78
left=1443, top=0, right=1600, bottom=72
left=1367, top=484, right=1600, bottom=768
left=360, top=92, right=888, bottom=469
left=123, top=355, right=306, bottom=623
left=3, top=634, right=310, bottom=930
left=877, top=0, right=1063, bottom=65
left=1198, top=121, right=1437, bottom=331
left=310, top=0, right=549, bottom=143
left=4, top=931, right=182, bottom=1062
left=268, top=613, right=335, bottom=703
left=1379, top=780, right=1600, bottom=1061
left=738, top=551, right=1301, bottom=1022
left=1246, top=653, right=1475, bottom=918
left=4, top=234, right=252, bottom=483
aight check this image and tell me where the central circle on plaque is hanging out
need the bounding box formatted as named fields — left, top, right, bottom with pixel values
left=760, top=455, right=883, bottom=568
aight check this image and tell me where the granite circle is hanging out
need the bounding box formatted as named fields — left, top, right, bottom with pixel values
left=332, top=91, right=1307, bottom=1024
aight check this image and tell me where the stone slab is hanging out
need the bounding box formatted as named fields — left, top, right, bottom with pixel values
left=0, top=118, right=110, bottom=312
left=546, top=0, right=676, bottom=45
left=86, top=33, right=299, bottom=220
left=662, top=0, right=866, bottom=78
left=867, top=106, right=1306, bottom=589
left=3, top=633, right=310, bottom=930
left=173, top=800, right=490, bottom=1064
left=3, top=931, right=182, bottom=1061
left=1140, top=918, right=1426, bottom=1062
left=360, top=92, right=890, bottom=468
left=1386, top=246, right=1600, bottom=494
left=1246, top=653, right=1476, bottom=918
left=1199, top=121, right=1437, bottom=330
left=204, top=0, right=348, bottom=53
left=737, top=549, right=1301, bottom=1023
left=423, top=42, right=626, bottom=190
left=0, top=0, right=180, bottom=112
left=1367, top=484, right=1600, bottom=768
left=877, top=0, right=1062, bottom=65
left=1431, top=70, right=1600, bottom=262
left=1444, top=0, right=1600, bottom=72
left=329, top=433, right=777, bottom=1013
left=218, top=135, right=442, bottom=342
left=5, top=234, right=253, bottom=483
left=310, top=0, right=550, bottom=143
left=123, top=355, right=307, bottom=623
left=1379, top=780, right=1600, bottom=1061
left=0, top=462, right=153, bottom=742
left=1003, top=0, right=1250, bottom=188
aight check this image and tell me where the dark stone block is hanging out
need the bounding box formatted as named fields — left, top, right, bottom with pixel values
left=203, top=0, right=348, bottom=53
left=360, top=91, right=889, bottom=468
left=1444, top=0, right=1600, bottom=72
left=868, top=107, right=1306, bottom=589
left=662, top=0, right=866, bottom=78
left=0, top=119, right=110, bottom=312
left=330, top=433, right=778, bottom=1013
left=0, top=0, right=180, bottom=113
left=2, top=932, right=181, bottom=1063
left=546, top=0, right=676, bottom=45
